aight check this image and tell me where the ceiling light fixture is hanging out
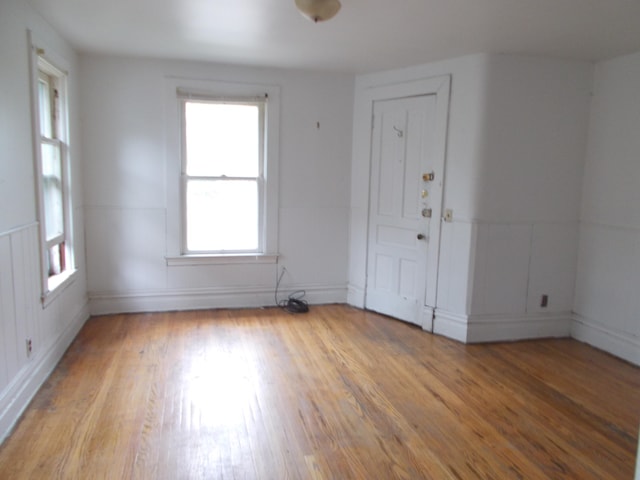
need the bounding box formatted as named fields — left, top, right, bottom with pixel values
left=295, top=0, right=341, bottom=23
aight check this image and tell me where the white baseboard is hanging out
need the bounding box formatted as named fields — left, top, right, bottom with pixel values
left=421, top=306, right=434, bottom=332
left=466, top=311, right=572, bottom=343
left=347, top=284, right=365, bottom=308
left=0, top=301, right=90, bottom=443
left=572, top=314, right=640, bottom=366
left=433, top=309, right=572, bottom=344
left=433, top=309, right=469, bottom=342
left=89, top=283, right=348, bottom=315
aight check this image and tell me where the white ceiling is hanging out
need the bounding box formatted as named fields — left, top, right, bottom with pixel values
left=28, top=0, right=640, bottom=74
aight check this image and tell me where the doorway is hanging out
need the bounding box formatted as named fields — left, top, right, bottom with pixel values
left=364, top=77, right=450, bottom=330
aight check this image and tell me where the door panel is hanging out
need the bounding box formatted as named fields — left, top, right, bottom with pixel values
left=365, top=94, right=439, bottom=326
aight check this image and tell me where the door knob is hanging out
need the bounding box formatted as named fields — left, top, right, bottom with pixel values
left=417, top=234, right=426, bottom=240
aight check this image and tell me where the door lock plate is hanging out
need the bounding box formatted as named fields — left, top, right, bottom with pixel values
left=422, top=208, right=432, bottom=218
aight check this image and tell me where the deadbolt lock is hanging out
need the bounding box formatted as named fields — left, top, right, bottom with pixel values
left=422, top=208, right=432, bottom=218
left=422, top=172, right=435, bottom=182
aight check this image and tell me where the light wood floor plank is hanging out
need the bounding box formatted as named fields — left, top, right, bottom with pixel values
left=0, top=305, right=638, bottom=479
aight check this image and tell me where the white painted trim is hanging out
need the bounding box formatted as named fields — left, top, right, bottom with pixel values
left=89, top=283, right=348, bottom=315
left=571, top=314, right=640, bottom=366
left=164, top=77, right=280, bottom=259
left=28, top=33, right=77, bottom=306
left=579, top=219, right=640, bottom=235
left=166, top=254, right=278, bottom=266
left=347, top=283, right=365, bottom=308
left=0, top=301, right=90, bottom=444
left=42, top=268, right=78, bottom=308
left=421, top=306, right=434, bottom=332
left=433, top=309, right=469, bottom=342
left=466, top=312, right=572, bottom=343
left=0, top=222, right=39, bottom=239
left=433, top=309, right=572, bottom=344
left=362, top=75, right=452, bottom=104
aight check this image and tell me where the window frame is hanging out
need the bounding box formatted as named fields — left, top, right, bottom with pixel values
left=179, top=95, right=266, bottom=255
left=165, top=79, right=280, bottom=266
left=29, top=37, right=76, bottom=305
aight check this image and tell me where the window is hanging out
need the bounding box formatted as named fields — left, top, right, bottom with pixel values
left=181, top=97, right=265, bottom=253
left=31, top=45, right=75, bottom=301
left=166, top=80, right=280, bottom=265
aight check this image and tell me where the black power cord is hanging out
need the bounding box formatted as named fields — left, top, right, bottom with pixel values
left=275, top=267, right=309, bottom=314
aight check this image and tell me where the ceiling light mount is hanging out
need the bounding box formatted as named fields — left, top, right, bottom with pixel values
left=295, top=0, right=341, bottom=23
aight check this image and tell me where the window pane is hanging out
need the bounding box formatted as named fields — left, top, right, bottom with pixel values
left=47, top=242, right=65, bottom=277
left=185, top=102, right=259, bottom=178
left=41, top=143, right=64, bottom=241
left=38, top=78, right=52, bottom=138
left=186, top=179, right=259, bottom=252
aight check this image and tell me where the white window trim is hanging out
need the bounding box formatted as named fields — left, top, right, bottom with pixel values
left=165, top=253, right=279, bottom=266
left=28, top=32, right=76, bottom=305
left=42, top=269, right=78, bottom=308
left=165, top=77, right=280, bottom=265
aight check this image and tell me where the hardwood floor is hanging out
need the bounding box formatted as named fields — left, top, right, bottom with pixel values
left=0, top=305, right=638, bottom=479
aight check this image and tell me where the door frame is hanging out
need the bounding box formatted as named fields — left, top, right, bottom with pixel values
left=362, top=75, right=451, bottom=331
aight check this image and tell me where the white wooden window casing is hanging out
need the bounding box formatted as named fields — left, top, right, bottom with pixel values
left=165, top=81, right=280, bottom=265
left=30, top=39, right=76, bottom=304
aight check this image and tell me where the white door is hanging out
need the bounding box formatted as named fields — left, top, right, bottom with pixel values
left=365, top=94, right=444, bottom=327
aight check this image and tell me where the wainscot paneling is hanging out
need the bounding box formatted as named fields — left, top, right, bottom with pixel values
left=0, top=224, right=89, bottom=443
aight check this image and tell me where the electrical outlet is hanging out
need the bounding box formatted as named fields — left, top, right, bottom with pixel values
left=26, top=339, right=32, bottom=357
left=540, top=294, right=549, bottom=308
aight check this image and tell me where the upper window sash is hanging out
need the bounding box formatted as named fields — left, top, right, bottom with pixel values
left=179, top=98, right=266, bottom=177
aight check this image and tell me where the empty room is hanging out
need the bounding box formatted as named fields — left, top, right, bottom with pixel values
left=1, top=0, right=639, bottom=477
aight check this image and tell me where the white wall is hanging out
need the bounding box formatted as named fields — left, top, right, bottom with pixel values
left=79, top=55, right=354, bottom=314
left=349, top=54, right=594, bottom=343
left=573, top=52, right=640, bottom=366
left=350, top=51, right=640, bottom=365
left=0, top=0, right=89, bottom=442
left=466, top=55, right=593, bottom=342
left=349, top=54, right=489, bottom=324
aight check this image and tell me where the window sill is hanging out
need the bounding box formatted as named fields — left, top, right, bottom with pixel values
left=42, top=269, right=77, bottom=308
left=166, top=254, right=279, bottom=266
